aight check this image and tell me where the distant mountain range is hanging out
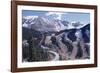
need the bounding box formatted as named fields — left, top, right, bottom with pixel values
left=22, top=16, right=89, bottom=32
left=22, top=16, right=90, bottom=43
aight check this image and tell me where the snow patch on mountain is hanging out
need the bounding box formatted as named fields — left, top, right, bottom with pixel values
left=22, top=16, right=89, bottom=32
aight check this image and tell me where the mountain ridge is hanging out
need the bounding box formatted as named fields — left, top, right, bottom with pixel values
left=22, top=16, right=89, bottom=32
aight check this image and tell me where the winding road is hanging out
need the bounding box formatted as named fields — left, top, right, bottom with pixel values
left=41, top=45, right=60, bottom=61
left=48, top=51, right=60, bottom=61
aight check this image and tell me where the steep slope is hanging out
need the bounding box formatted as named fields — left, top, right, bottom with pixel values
left=22, top=16, right=88, bottom=32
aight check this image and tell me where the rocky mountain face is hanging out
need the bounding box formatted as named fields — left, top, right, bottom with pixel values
left=22, top=16, right=90, bottom=62
left=22, top=16, right=88, bottom=32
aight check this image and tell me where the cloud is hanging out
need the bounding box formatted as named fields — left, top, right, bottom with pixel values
left=23, top=16, right=38, bottom=19
left=45, top=12, right=65, bottom=20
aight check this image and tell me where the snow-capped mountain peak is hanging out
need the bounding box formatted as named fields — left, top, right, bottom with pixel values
left=22, top=16, right=89, bottom=32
